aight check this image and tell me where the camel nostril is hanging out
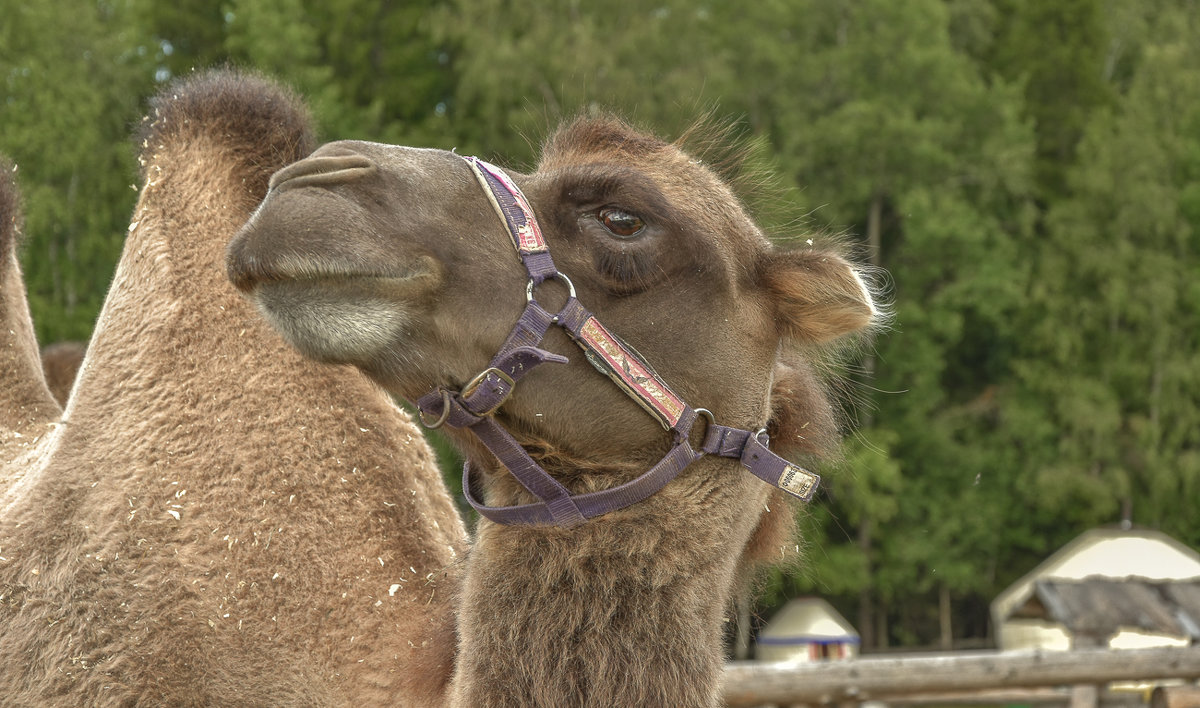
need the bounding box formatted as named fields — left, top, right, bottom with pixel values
left=268, top=153, right=377, bottom=192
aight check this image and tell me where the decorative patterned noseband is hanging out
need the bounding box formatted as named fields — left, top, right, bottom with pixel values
left=414, top=155, right=820, bottom=527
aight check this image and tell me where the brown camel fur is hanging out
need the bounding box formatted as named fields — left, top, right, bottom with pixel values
left=229, top=103, right=880, bottom=705
left=0, top=71, right=465, bottom=707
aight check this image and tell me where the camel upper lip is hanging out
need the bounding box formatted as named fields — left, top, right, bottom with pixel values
left=267, top=153, right=377, bottom=192
left=228, top=254, right=433, bottom=294
left=226, top=232, right=443, bottom=296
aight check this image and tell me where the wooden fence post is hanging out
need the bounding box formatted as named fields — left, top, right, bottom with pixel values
left=1069, top=635, right=1105, bottom=708
left=1151, top=685, right=1200, bottom=708
left=1069, top=683, right=1098, bottom=708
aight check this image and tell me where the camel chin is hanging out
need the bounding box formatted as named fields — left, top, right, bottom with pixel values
left=251, top=276, right=420, bottom=364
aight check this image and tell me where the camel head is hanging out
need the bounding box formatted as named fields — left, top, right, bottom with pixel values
left=228, top=118, right=876, bottom=479
left=228, top=115, right=880, bottom=706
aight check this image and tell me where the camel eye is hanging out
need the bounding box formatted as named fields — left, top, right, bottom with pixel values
left=598, top=207, right=645, bottom=239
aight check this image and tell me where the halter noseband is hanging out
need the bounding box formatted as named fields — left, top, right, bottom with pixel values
left=414, top=155, right=819, bottom=527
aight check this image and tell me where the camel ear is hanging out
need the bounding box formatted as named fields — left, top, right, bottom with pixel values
left=760, top=249, right=876, bottom=344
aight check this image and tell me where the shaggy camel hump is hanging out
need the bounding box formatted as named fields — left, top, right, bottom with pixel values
left=0, top=158, right=61, bottom=484
left=0, top=158, right=20, bottom=259
left=134, top=68, right=316, bottom=202
left=1, top=70, right=465, bottom=707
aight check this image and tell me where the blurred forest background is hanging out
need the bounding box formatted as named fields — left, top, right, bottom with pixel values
left=3, top=0, right=1198, bottom=652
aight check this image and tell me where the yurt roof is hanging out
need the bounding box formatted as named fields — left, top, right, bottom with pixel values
left=759, top=597, right=859, bottom=645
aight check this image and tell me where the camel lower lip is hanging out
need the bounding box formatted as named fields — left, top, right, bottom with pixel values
left=251, top=275, right=432, bottom=364
left=257, top=269, right=439, bottom=302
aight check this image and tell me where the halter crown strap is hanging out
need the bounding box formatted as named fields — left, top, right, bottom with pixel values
left=465, top=156, right=558, bottom=283
left=416, top=155, right=821, bottom=527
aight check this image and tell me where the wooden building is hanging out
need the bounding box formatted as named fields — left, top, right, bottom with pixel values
left=992, top=526, right=1200, bottom=651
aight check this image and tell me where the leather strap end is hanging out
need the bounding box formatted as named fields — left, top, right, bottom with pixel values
left=739, top=435, right=821, bottom=502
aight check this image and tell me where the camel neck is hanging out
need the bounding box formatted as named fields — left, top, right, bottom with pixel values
left=451, top=463, right=767, bottom=707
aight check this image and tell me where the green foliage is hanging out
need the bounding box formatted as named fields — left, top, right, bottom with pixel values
left=134, top=0, right=229, bottom=77
left=225, top=0, right=456, bottom=145
left=985, top=0, right=1115, bottom=200
left=0, top=0, right=154, bottom=342
left=438, top=0, right=752, bottom=162
left=4, top=0, right=1199, bottom=652
left=1011, top=3, right=1200, bottom=551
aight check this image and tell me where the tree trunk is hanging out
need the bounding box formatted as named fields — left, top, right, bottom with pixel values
left=876, top=595, right=889, bottom=650
left=856, top=191, right=886, bottom=652
left=939, top=583, right=953, bottom=650
left=867, top=191, right=883, bottom=265
left=858, top=518, right=875, bottom=650
left=858, top=190, right=883, bottom=411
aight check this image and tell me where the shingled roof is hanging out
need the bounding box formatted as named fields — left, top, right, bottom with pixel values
left=1009, top=577, right=1200, bottom=641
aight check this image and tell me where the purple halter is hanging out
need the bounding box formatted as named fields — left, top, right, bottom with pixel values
left=415, top=155, right=820, bottom=527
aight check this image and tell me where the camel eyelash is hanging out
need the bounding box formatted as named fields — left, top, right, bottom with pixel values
left=593, top=242, right=659, bottom=286
left=556, top=168, right=675, bottom=224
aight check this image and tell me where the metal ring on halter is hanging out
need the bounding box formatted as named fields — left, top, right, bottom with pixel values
left=755, top=427, right=770, bottom=445
left=526, top=272, right=576, bottom=304
left=690, top=408, right=717, bottom=457
left=418, top=389, right=454, bottom=429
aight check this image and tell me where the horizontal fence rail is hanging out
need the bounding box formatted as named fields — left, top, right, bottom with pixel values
left=723, top=646, right=1200, bottom=706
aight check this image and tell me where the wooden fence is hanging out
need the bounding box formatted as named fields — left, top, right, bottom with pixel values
left=723, top=645, right=1200, bottom=707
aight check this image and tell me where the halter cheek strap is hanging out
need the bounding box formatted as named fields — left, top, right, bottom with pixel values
left=414, top=155, right=819, bottom=527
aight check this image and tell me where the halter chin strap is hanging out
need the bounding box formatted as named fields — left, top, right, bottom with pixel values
left=415, top=155, right=819, bottom=527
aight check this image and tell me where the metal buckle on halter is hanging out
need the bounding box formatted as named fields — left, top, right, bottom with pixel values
left=688, top=408, right=717, bottom=456
left=461, top=367, right=516, bottom=416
